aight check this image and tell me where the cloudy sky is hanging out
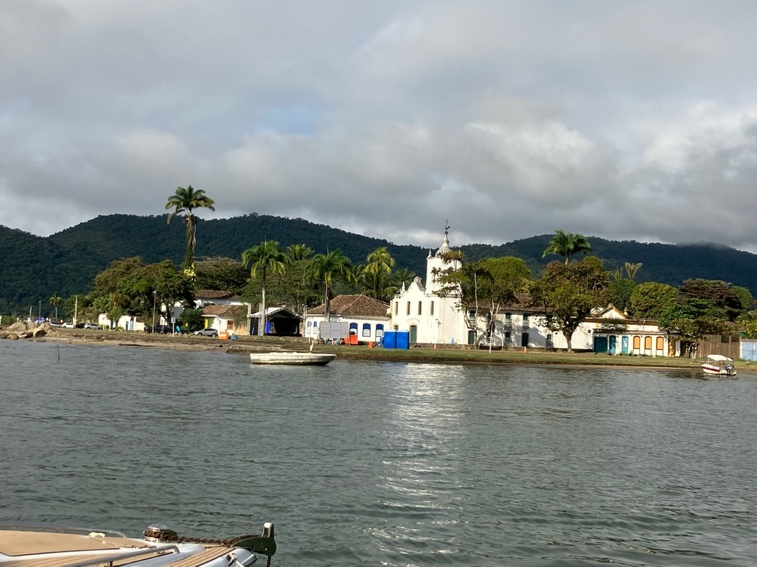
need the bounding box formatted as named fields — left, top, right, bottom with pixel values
left=2, top=1, right=757, bottom=251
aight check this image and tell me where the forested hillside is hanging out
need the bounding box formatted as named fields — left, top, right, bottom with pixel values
left=2, top=213, right=757, bottom=315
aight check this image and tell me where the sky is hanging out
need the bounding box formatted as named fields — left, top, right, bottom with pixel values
left=2, top=1, right=757, bottom=251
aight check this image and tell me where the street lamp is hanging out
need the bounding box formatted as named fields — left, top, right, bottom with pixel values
left=152, top=291, right=157, bottom=333
left=38, top=301, right=41, bottom=323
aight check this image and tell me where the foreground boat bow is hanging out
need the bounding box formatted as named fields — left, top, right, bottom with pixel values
left=0, top=521, right=276, bottom=566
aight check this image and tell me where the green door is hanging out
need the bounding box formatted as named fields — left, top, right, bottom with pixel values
left=594, top=336, right=608, bottom=353
left=410, top=325, right=417, bottom=343
left=609, top=335, right=617, bottom=354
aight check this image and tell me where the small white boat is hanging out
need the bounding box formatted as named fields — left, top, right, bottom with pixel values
left=0, top=522, right=276, bottom=566
left=249, top=351, right=336, bottom=365
left=701, top=354, right=736, bottom=376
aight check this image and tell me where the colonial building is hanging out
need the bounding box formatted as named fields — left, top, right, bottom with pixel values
left=304, top=294, right=390, bottom=344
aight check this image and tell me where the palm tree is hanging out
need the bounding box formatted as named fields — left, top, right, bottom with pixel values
left=624, top=262, right=642, bottom=281
left=165, top=185, right=216, bottom=269
left=366, top=247, right=395, bottom=271
left=49, top=292, right=62, bottom=320
left=361, top=247, right=397, bottom=301
left=286, top=243, right=313, bottom=261
left=242, top=241, right=289, bottom=336
left=306, top=250, right=354, bottom=321
left=542, top=229, right=592, bottom=265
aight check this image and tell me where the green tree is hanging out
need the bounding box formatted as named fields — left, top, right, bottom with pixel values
left=628, top=282, right=678, bottom=320
left=165, top=184, right=216, bottom=269
left=530, top=258, right=609, bottom=352
left=242, top=241, right=289, bottom=335
left=194, top=257, right=249, bottom=292
left=678, top=279, right=743, bottom=321
left=49, top=292, right=62, bottom=320
left=608, top=279, right=636, bottom=312
left=732, top=286, right=754, bottom=312
left=305, top=250, right=355, bottom=320
left=542, top=230, right=592, bottom=265
left=659, top=298, right=734, bottom=356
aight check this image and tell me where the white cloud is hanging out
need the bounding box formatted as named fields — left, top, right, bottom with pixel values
left=1, top=0, right=757, bottom=254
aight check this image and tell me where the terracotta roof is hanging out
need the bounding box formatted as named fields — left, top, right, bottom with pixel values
left=195, top=289, right=239, bottom=300
left=202, top=304, right=247, bottom=317
left=308, top=295, right=390, bottom=318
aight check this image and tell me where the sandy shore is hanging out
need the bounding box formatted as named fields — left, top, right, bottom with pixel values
left=5, top=325, right=752, bottom=374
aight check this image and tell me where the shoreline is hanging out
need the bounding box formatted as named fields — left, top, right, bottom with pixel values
left=9, top=327, right=755, bottom=374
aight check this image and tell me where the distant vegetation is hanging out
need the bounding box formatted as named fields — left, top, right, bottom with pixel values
left=3, top=213, right=757, bottom=318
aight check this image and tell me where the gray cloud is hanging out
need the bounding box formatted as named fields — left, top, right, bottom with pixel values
left=1, top=0, right=757, bottom=252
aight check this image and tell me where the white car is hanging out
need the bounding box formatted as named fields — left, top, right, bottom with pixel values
left=62, top=322, right=74, bottom=329
left=83, top=323, right=100, bottom=330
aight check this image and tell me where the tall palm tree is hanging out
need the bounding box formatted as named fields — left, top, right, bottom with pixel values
left=542, top=229, right=592, bottom=265
left=361, top=247, right=397, bottom=301
left=165, top=185, right=216, bottom=269
left=306, top=250, right=354, bottom=321
left=49, top=292, right=62, bottom=320
left=242, top=241, right=289, bottom=336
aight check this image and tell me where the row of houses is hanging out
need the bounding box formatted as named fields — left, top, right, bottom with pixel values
left=102, top=228, right=748, bottom=359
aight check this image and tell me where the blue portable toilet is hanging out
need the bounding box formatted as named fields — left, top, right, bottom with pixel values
left=383, top=330, right=397, bottom=349
left=396, top=330, right=410, bottom=350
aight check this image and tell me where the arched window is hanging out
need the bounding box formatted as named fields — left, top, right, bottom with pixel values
left=644, top=336, right=652, bottom=350
left=656, top=336, right=664, bottom=352
left=349, top=322, right=358, bottom=335
left=362, top=323, right=371, bottom=337
left=376, top=324, right=384, bottom=338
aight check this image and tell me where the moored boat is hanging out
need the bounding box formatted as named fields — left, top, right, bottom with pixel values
left=701, top=354, right=736, bottom=376
left=0, top=522, right=276, bottom=566
left=249, top=351, right=336, bottom=365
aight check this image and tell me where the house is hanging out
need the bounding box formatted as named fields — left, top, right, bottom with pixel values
left=304, top=295, right=390, bottom=343
left=201, top=304, right=250, bottom=336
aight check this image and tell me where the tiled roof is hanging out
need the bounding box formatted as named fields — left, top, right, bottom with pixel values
left=195, top=289, right=239, bottom=300
left=308, top=295, right=390, bottom=318
left=202, top=304, right=247, bottom=317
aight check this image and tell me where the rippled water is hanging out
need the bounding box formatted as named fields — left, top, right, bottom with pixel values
left=1, top=340, right=755, bottom=565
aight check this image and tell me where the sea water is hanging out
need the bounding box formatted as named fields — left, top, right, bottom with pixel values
left=0, top=340, right=755, bottom=565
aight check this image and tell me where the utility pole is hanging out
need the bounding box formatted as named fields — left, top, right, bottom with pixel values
left=38, top=301, right=41, bottom=323
left=152, top=290, right=157, bottom=332
left=73, top=295, right=78, bottom=327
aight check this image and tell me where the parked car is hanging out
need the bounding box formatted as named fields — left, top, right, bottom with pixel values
left=194, top=328, right=218, bottom=337
left=62, top=322, right=74, bottom=329
left=82, top=323, right=100, bottom=330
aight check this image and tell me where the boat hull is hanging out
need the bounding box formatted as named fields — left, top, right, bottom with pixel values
left=701, top=364, right=736, bottom=376
left=249, top=352, right=336, bottom=365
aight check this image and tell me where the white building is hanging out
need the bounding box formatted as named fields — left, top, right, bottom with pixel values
left=304, top=294, right=390, bottom=344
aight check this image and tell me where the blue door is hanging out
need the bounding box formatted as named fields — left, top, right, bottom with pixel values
left=609, top=335, right=617, bottom=355
left=622, top=336, right=629, bottom=354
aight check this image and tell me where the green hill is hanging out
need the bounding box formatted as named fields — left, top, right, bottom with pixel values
left=2, top=213, right=756, bottom=315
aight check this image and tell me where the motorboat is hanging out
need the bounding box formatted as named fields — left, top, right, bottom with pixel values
left=249, top=351, right=336, bottom=365
left=701, top=354, right=737, bottom=376
left=0, top=521, right=275, bottom=566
